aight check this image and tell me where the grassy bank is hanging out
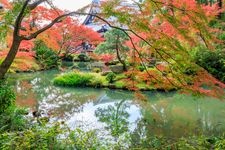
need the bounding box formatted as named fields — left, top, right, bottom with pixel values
left=53, top=70, right=177, bottom=91
left=0, top=51, right=41, bottom=73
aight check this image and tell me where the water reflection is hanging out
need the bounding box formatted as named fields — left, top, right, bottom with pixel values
left=95, top=100, right=130, bottom=137
left=9, top=70, right=225, bottom=139
left=138, top=95, right=225, bottom=137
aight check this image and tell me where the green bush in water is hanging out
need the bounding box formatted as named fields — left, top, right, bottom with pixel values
left=53, top=72, right=94, bottom=86
left=89, top=75, right=106, bottom=87
left=106, top=72, right=116, bottom=83
left=33, top=40, right=59, bottom=69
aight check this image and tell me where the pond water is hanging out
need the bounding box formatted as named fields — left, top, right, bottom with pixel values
left=9, top=69, right=225, bottom=139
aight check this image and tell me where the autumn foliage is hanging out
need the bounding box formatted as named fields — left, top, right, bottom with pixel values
left=0, top=0, right=103, bottom=68
left=100, top=0, right=225, bottom=97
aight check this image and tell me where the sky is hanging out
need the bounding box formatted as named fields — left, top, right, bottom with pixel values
left=53, top=0, right=93, bottom=11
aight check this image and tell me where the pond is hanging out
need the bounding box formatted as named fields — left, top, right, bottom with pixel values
left=9, top=69, right=225, bottom=140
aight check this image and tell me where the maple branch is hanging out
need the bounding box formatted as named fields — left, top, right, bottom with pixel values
left=28, top=0, right=47, bottom=10
left=28, top=0, right=62, bottom=26
left=46, top=0, right=62, bottom=16
left=14, top=0, right=30, bottom=37
left=127, top=35, right=160, bottom=83
left=150, top=0, right=204, bottom=15
left=21, top=11, right=130, bottom=42
left=152, top=0, right=213, bottom=49
left=128, top=33, right=182, bottom=88
left=21, top=12, right=75, bottom=40
left=154, top=51, right=188, bottom=87
left=71, top=12, right=183, bottom=87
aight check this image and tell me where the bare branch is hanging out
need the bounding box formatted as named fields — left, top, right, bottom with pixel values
left=28, top=0, right=47, bottom=10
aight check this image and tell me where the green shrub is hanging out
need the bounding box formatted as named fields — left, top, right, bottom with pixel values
left=68, top=128, right=101, bottom=150
left=0, top=80, right=15, bottom=114
left=92, top=67, right=101, bottom=73
left=0, top=106, right=27, bottom=133
left=106, top=72, right=116, bottom=83
left=115, top=81, right=126, bottom=89
left=183, top=66, right=197, bottom=75
left=53, top=72, right=94, bottom=86
left=106, top=60, right=119, bottom=66
left=219, top=32, right=225, bottom=41
left=194, top=47, right=225, bottom=82
left=89, top=74, right=107, bottom=87
left=33, top=40, right=59, bottom=69
left=115, top=74, right=127, bottom=81
left=0, top=80, right=27, bottom=133
left=63, top=54, right=79, bottom=61
left=78, top=53, right=90, bottom=62
left=137, top=65, right=145, bottom=72
left=0, top=124, right=104, bottom=150
left=0, top=123, right=63, bottom=150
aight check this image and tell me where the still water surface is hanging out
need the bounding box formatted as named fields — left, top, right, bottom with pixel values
left=9, top=69, right=225, bottom=139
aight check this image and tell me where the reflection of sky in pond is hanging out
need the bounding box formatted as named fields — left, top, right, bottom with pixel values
left=68, top=102, right=141, bottom=130
left=57, top=97, right=141, bottom=134
left=8, top=69, right=225, bottom=139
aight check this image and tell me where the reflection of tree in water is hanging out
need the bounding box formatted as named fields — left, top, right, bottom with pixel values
left=31, top=82, right=103, bottom=119
left=11, top=71, right=103, bottom=119
left=129, top=118, right=152, bottom=149
left=95, top=100, right=130, bottom=138
left=14, top=80, right=37, bottom=110
left=105, top=89, right=134, bottom=100
left=11, top=71, right=225, bottom=140
left=131, top=95, right=225, bottom=140
left=129, top=117, right=172, bottom=149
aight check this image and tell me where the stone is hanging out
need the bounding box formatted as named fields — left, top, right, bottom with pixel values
left=109, top=65, right=124, bottom=73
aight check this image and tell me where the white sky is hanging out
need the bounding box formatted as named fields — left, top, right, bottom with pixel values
left=53, top=0, right=93, bottom=11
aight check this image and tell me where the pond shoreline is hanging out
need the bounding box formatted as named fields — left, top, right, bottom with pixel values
left=8, top=69, right=225, bottom=141
left=53, top=82, right=177, bottom=92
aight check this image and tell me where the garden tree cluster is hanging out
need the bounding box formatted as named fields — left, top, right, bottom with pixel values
left=99, top=0, right=225, bottom=96
left=33, top=40, right=59, bottom=69
left=35, top=15, right=103, bottom=55
left=0, top=0, right=224, bottom=96
left=95, top=28, right=129, bottom=71
left=0, top=0, right=102, bottom=77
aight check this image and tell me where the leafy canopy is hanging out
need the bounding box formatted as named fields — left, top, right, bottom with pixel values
left=100, top=0, right=225, bottom=96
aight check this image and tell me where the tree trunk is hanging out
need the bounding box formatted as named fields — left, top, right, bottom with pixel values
left=0, top=38, right=22, bottom=79
left=115, top=35, right=127, bottom=71
left=217, top=0, right=223, bottom=19
left=115, top=47, right=127, bottom=71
